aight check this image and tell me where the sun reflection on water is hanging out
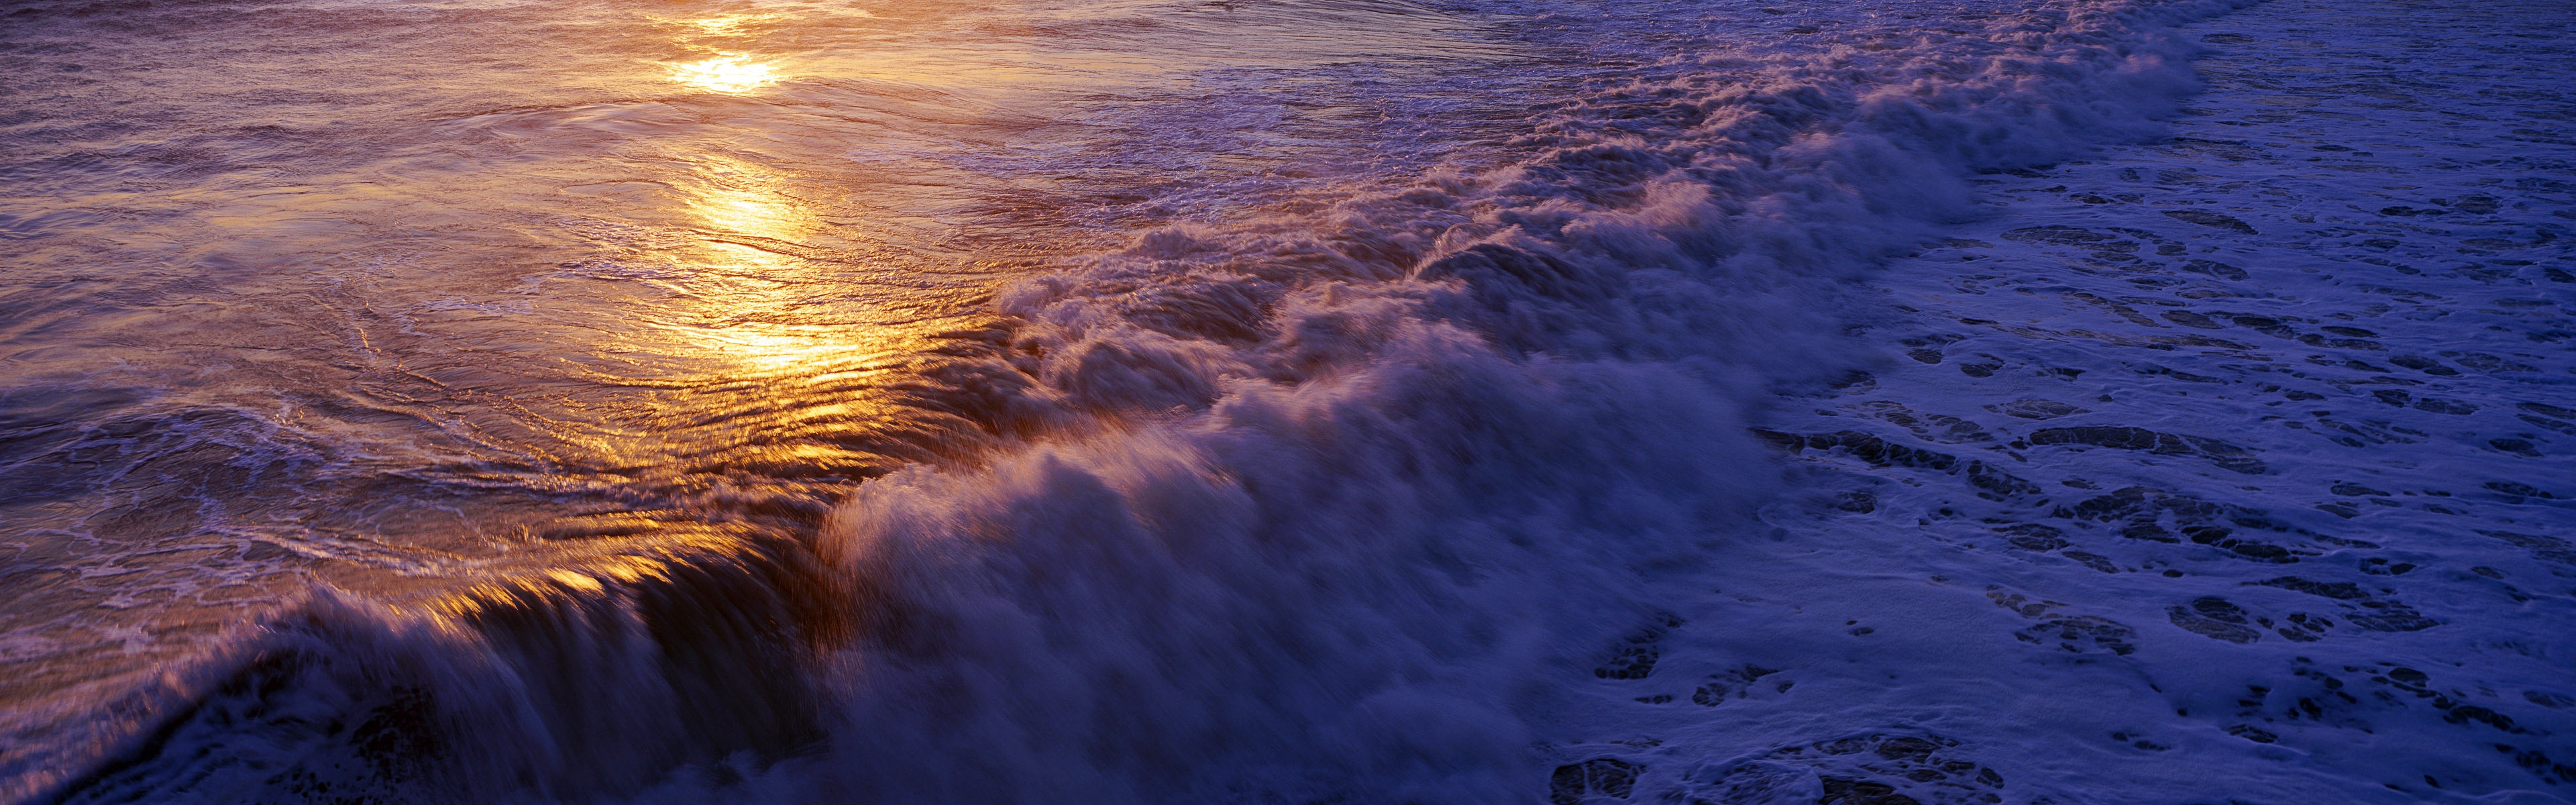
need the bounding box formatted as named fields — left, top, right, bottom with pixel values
left=660, top=168, right=896, bottom=378
left=671, top=55, right=781, bottom=93
left=692, top=186, right=800, bottom=239
left=688, top=13, right=764, bottom=35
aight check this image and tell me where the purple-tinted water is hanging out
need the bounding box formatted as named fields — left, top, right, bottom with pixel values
left=11, top=0, right=2567, bottom=801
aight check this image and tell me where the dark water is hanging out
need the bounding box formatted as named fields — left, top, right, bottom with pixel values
left=0, top=0, right=2247, bottom=800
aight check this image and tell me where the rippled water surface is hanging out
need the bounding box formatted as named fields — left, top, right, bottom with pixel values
left=1, top=0, right=1533, bottom=782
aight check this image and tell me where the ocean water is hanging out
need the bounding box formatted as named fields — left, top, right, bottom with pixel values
left=5, top=0, right=2567, bottom=801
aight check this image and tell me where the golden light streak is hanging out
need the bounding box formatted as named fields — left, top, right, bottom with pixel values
left=691, top=186, right=799, bottom=239
left=688, top=14, right=761, bottom=34
left=670, top=55, right=780, bottom=94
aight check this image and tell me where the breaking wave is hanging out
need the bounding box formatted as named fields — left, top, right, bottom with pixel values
left=21, top=0, right=2255, bottom=801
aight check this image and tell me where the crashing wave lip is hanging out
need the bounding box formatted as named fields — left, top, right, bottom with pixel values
left=12, top=531, right=837, bottom=805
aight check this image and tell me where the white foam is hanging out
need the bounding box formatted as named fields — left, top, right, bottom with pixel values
left=763, top=0, right=2265, bottom=800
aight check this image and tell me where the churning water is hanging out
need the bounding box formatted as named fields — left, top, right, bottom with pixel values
left=0, top=0, right=2252, bottom=800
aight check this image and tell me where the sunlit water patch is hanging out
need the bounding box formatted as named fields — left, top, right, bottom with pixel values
left=671, top=55, right=782, bottom=94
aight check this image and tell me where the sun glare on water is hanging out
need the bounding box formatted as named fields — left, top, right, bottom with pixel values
left=691, top=13, right=759, bottom=34
left=672, top=55, right=780, bottom=93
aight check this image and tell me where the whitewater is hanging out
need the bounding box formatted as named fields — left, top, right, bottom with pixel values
left=0, top=0, right=2569, bottom=802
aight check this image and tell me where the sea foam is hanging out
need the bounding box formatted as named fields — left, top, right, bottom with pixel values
left=23, top=0, right=2259, bottom=801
